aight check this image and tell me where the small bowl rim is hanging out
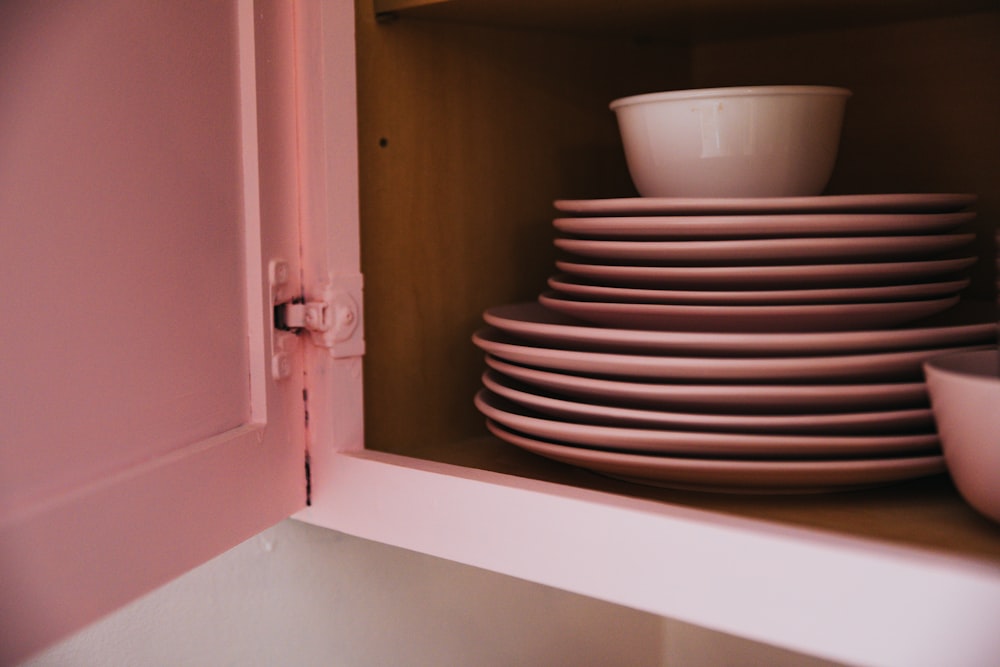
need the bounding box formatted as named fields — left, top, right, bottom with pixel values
left=609, top=85, right=853, bottom=111
left=924, top=347, right=1000, bottom=384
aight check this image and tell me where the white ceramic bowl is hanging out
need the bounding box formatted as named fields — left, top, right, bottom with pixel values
left=610, top=85, right=852, bottom=198
left=924, top=347, right=1000, bottom=524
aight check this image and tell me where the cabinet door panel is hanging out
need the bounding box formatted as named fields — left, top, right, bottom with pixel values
left=0, top=1, right=305, bottom=661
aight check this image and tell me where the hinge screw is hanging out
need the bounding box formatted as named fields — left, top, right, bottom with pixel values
left=271, top=330, right=299, bottom=381
left=270, top=259, right=292, bottom=303
left=272, top=353, right=293, bottom=380
left=272, top=261, right=290, bottom=285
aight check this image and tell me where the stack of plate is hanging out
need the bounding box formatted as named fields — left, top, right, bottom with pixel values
left=472, top=194, right=997, bottom=493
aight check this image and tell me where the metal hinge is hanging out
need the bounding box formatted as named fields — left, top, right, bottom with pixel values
left=279, top=296, right=356, bottom=343
left=271, top=260, right=365, bottom=364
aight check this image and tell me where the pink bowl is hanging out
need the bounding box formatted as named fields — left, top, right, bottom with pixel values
left=609, top=85, right=851, bottom=198
left=924, top=348, right=1000, bottom=524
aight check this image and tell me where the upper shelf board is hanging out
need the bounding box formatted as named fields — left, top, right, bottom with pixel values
left=372, top=0, right=999, bottom=40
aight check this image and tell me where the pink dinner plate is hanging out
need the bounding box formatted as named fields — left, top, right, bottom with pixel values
left=484, top=355, right=929, bottom=413
left=482, top=370, right=935, bottom=435
left=537, top=291, right=959, bottom=332
left=551, top=211, right=976, bottom=239
left=553, top=193, right=977, bottom=216
left=547, top=274, right=971, bottom=306
left=486, top=421, right=947, bottom=494
left=555, top=256, right=977, bottom=289
left=482, top=301, right=997, bottom=355
left=472, top=327, right=993, bottom=382
left=475, top=390, right=939, bottom=458
left=554, top=234, right=974, bottom=264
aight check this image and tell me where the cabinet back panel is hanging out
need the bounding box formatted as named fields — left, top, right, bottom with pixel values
left=356, top=6, right=690, bottom=453
left=358, top=6, right=998, bottom=457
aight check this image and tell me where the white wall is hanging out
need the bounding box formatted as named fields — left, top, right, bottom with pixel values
left=24, top=520, right=841, bottom=667
left=24, top=520, right=664, bottom=666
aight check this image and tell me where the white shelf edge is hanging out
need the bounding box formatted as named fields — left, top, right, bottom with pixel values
left=300, top=449, right=1000, bottom=667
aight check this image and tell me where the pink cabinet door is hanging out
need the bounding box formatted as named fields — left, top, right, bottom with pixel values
left=0, top=1, right=308, bottom=661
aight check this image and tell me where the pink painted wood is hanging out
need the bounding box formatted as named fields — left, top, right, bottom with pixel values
left=0, top=1, right=306, bottom=661
left=288, top=0, right=367, bottom=516
left=315, top=449, right=1000, bottom=667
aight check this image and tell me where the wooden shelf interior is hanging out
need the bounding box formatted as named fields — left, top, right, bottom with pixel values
left=355, top=0, right=1000, bottom=561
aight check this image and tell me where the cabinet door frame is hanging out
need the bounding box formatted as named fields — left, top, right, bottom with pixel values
left=0, top=2, right=309, bottom=661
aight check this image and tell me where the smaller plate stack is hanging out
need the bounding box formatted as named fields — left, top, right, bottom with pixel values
left=472, top=194, right=996, bottom=493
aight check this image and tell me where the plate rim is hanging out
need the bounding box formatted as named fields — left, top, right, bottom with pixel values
left=484, top=420, right=947, bottom=493
left=546, top=273, right=971, bottom=305
left=483, top=353, right=930, bottom=409
left=472, top=326, right=994, bottom=381
left=476, top=389, right=940, bottom=457
left=552, top=193, right=978, bottom=215
left=482, top=369, right=934, bottom=435
left=482, top=300, right=996, bottom=355
left=551, top=210, right=977, bottom=238
left=553, top=233, right=976, bottom=263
